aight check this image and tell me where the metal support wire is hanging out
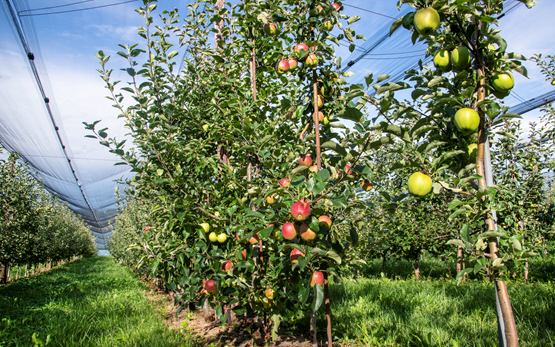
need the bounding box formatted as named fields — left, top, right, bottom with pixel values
left=4, top=0, right=106, bottom=247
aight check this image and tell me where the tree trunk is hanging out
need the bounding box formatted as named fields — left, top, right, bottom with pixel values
left=413, top=258, right=420, bottom=280
left=310, top=309, right=317, bottom=347
left=1, top=263, right=8, bottom=284
left=324, top=272, right=332, bottom=347
left=382, top=253, right=387, bottom=274
left=456, top=246, right=464, bottom=274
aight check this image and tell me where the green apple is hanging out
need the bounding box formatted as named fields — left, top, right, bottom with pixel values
left=433, top=49, right=450, bottom=70
left=413, top=7, right=440, bottom=35
left=263, top=23, right=277, bottom=36
left=407, top=172, right=433, bottom=198
left=217, top=233, right=227, bottom=243
left=202, top=124, right=209, bottom=132
left=454, top=108, right=480, bottom=134
left=199, top=222, right=210, bottom=233
left=323, top=21, right=334, bottom=31
left=451, top=47, right=470, bottom=70
left=208, top=232, right=218, bottom=242
left=492, top=72, right=514, bottom=93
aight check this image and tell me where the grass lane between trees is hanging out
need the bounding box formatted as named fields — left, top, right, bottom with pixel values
left=1, top=256, right=554, bottom=347
left=0, top=257, right=201, bottom=347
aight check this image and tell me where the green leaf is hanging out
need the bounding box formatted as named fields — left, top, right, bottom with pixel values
left=298, top=286, right=310, bottom=305
left=349, top=228, right=359, bottom=247
left=389, top=16, right=403, bottom=36
left=377, top=74, right=391, bottom=83
left=291, top=165, right=309, bottom=176
left=478, top=231, right=507, bottom=239
left=317, top=169, right=330, bottom=182
left=347, top=15, right=361, bottom=25
left=456, top=268, right=473, bottom=285
left=312, top=284, right=324, bottom=312
left=336, top=107, right=364, bottom=123
left=320, top=141, right=347, bottom=156
left=446, top=239, right=465, bottom=248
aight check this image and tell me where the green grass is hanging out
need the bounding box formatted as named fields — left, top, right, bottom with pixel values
left=0, top=257, right=201, bottom=347
left=319, top=277, right=555, bottom=346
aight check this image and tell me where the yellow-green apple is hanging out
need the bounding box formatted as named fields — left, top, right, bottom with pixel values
left=217, top=233, right=227, bottom=243
left=318, top=215, right=332, bottom=228
left=309, top=165, right=318, bottom=173
left=323, top=116, right=330, bottom=125
left=282, top=222, right=298, bottom=240
left=413, top=7, right=440, bottom=35
left=291, top=201, right=311, bottom=221
left=199, top=222, right=210, bottom=233
left=265, top=288, right=275, bottom=300
left=209, top=232, right=218, bottom=242
left=306, top=53, right=319, bottom=68
left=361, top=180, right=373, bottom=191
left=310, top=271, right=324, bottom=287
left=407, top=172, right=433, bottom=198
left=451, top=47, right=471, bottom=70
left=249, top=233, right=260, bottom=245
left=492, top=72, right=514, bottom=93
left=313, top=111, right=324, bottom=122
left=323, top=20, right=334, bottom=31
left=263, top=23, right=277, bottom=36
left=468, top=143, right=478, bottom=162
left=316, top=95, right=324, bottom=109
left=202, top=124, right=209, bottom=132
left=433, top=49, right=450, bottom=70
left=266, top=194, right=276, bottom=205
left=299, top=223, right=317, bottom=241
left=454, top=108, right=480, bottom=134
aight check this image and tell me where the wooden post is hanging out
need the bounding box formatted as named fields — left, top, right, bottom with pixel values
left=456, top=246, right=464, bottom=274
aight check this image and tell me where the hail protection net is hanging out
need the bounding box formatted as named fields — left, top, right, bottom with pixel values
left=0, top=0, right=553, bottom=251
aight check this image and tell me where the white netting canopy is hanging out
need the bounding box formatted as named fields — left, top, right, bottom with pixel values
left=1, top=0, right=553, bottom=250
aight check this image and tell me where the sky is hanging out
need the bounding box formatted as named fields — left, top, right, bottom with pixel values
left=0, top=0, right=554, bottom=248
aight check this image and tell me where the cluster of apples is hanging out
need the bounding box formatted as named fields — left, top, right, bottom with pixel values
left=199, top=222, right=228, bottom=243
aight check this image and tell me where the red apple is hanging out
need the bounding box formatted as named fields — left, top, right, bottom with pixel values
left=300, top=223, right=317, bottom=241
left=221, top=260, right=233, bottom=271
left=309, top=165, right=318, bottom=173
left=290, top=249, right=304, bottom=263
left=276, top=59, right=290, bottom=74
left=299, top=156, right=312, bottom=167
left=332, top=3, right=341, bottom=11
left=288, top=58, right=298, bottom=71
left=361, top=180, right=373, bottom=191
left=294, top=43, right=310, bottom=59
left=318, top=215, right=332, bottom=228
left=263, top=23, right=277, bottom=36
left=279, top=178, right=290, bottom=188
left=249, top=233, right=261, bottom=245
left=344, top=164, right=353, bottom=174
left=291, top=201, right=311, bottom=221
left=236, top=250, right=247, bottom=261
left=310, top=271, right=324, bottom=287
left=282, top=222, right=298, bottom=240
left=205, top=280, right=217, bottom=294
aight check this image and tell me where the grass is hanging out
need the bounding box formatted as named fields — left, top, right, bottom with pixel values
left=320, top=277, right=555, bottom=346
left=0, top=257, right=201, bottom=347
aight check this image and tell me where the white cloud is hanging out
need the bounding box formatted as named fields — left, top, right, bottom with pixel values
left=89, top=24, right=139, bottom=42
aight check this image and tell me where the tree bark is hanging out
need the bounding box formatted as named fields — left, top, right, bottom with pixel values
left=1, top=263, right=8, bottom=284
left=456, top=246, right=464, bottom=274
left=413, top=258, right=420, bottom=280
left=324, top=272, right=332, bottom=347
